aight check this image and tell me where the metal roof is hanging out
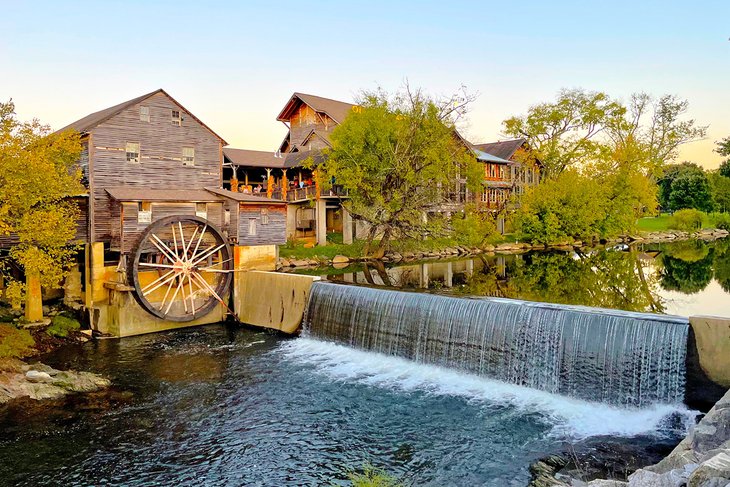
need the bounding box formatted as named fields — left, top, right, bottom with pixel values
left=106, top=188, right=223, bottom=202
left=473, top=149, right=512, bottom=164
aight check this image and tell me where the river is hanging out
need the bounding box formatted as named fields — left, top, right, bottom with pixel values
left=0, top=240, right=726, bottom=486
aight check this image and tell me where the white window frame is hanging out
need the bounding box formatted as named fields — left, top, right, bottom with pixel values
left=140, top=106, right=150, bottom=122
left=126, top=142, right=140, bottom=163
left=248, top=218, right=257, bottom=236
left=171, top=110, right=181, bottom=126
left=137, top=202, right=152, bottom=223
left=261, top=208, right=269, bottom=225
left=182, top=147, right=195, bottom=166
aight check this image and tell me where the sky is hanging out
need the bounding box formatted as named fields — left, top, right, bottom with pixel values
left=1, top=0, right=728, bottom=167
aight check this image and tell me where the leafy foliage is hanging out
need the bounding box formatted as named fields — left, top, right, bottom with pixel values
left=346, top=464, right=403, bottom=487
left=450, top=205, right=497, bottom=247
left=47, top=313, right=81, bottom=338
left=320, top=86, right=482, bottom=257
left=503, top=90, right=706, bottom=179
left=709, top=171, right=730, bottom=213
left=0, top=324, right=35, bottom=359
left=0, top=100, right=83, bottom=293
left=514, top=166, right=656, bottom=244
left=669, top=209, right=705, bottom=232
left=658, top=162, right=714, bottom=212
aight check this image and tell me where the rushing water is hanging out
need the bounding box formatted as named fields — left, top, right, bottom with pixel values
left=0, top=326, right=694, bottom=486
left=304, top=283, right=689, bottom=407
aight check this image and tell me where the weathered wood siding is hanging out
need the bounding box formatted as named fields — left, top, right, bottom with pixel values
left=79, top=140, right=89, bottom=185
left=288, top=104, right=335, bottom=152
left=89, top=92, right=222, bottom=242
left=237, top=204, right=286, bottom=246
left=115, top=201, right=223, bottom=252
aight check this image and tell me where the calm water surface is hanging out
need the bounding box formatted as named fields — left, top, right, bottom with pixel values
left=298, top=240, right=730, bottom=318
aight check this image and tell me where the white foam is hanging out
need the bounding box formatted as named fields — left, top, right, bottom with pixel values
left=278, top=338, right=697, bottom=439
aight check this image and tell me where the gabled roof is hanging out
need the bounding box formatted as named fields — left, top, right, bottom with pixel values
left=223, top=148, right=288, bottom=169
left=284, top=150, right=327, bottom=168
left=56, top=89, right=228, bottom=145
left=276, top=92, right=355, bottom=124
left=298, top=129, right=332, bottom=148
left=471, top=138, right=527, bottom=161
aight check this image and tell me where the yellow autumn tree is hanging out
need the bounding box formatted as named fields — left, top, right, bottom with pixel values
left=0, top=100, right=83, bottom=320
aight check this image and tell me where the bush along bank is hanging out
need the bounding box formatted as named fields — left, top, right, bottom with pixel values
left=277, top=229, right=730, bottom=269
left=0, top=303, right=110, bottom=405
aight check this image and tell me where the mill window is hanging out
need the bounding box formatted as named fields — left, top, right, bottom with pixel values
left=126, top=142, right=140, bottom=163
left=140, top=106, right=150, bottom=122
left=195, top=203, right=207, bottom=219
left=182, top=147, right=195, bottom=166
left=261, top=208, right=269, bottom=225
left=171, top=110, right=181, bottom=126
left=248, top=218, right=257, bottom=236
left=137, top=201, right=152, bottom=223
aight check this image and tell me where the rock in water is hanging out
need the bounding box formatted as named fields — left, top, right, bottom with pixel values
left=25, top=370, right=53, bottom=383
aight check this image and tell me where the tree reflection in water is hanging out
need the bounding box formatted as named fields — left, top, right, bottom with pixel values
left=320, top=240, right=729, bottom=315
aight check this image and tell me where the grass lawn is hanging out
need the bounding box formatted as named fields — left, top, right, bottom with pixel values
left=636, top=213, right=715, bottom=232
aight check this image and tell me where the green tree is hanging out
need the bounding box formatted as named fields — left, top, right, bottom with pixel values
left=503, top=90, right=706, bottom=180
left=321, top=87, right=482, bottom=257
left=708, top=171, right=730, bottom=213
left=719, top=160, right=730, bottom=179
left=513, top=170, right=608, bottom=244
left=0, top=100, right=83, bottom=319
left=502, top=88, right=624, bottom=179
left=658, top=162, right=714, bottom=212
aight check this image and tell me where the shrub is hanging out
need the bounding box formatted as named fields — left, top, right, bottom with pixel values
left=347, top=465, right=402, bottom=487
left=4, top=280, right=25, bottom=310
left=451, top=207, right=498, bottom=247
left=669, top=209, right=704, bottom=232
left=0, top=324, right=35, bottom=358
left=709, top=212, right=730, bottom=231
left=47, top=313, right=80, bottom=338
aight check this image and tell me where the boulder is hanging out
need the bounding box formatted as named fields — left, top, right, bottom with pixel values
left=332, top=255, right=350, bottom=265
left=25, top=370, right=53, bottom=383
left=687, top=451, right=730, bottom=487
left=628, top=464, right=697, bottom=486
left=290, top=259, right=310, bottom=267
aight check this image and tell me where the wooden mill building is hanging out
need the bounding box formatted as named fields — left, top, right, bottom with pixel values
left=42, top=89, right=286, bottom=336
left=224, top=92, right=542, bottom=243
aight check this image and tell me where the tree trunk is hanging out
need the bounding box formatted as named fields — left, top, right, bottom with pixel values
left=25, top=270, right=43, bottom=322
left=362, top=225, right=379, bottom=258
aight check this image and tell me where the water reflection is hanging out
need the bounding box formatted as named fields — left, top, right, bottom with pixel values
left=313, top=240, right=730, bottom=317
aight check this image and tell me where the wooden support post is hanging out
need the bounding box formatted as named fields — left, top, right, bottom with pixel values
left=342, top=207, right=353, bottom=245
left=281, top=169, right=288, bottom=201
left=315, top=199, right=327, bottom=246
left=25, top=271, right=43, bottom=322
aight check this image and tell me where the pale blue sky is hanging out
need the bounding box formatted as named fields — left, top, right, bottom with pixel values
left=1, top=0, right=728, bottom=166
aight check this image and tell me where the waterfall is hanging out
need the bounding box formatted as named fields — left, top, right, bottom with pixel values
left=303, top=282, right=689, bottom=407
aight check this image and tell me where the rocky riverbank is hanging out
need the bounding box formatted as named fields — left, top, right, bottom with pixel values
left=278, top=229, right=730, bottom=269
left=0, top=359, right=110, bottom=404
left=530, top=388, right=730, bottom=487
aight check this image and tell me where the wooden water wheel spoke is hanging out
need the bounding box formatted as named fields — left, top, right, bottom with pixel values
left=129, top=216, right=232, bottom=322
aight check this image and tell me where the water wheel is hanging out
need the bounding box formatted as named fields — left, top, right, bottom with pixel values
left=128, top=215, right=233, bottom=322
